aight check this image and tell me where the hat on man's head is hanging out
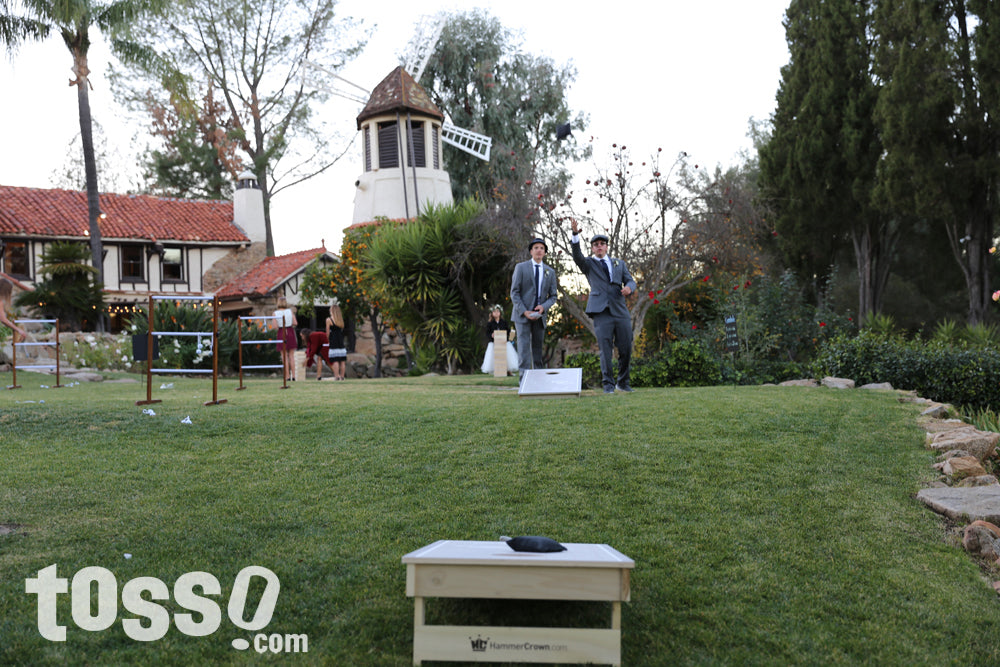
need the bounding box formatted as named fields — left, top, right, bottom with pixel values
left=528, top=237, right=547, bottom=251
left=590, top=233, right=610, bottom=245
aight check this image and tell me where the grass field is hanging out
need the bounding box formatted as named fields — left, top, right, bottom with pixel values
left=2, top=371, right=1000, bottom=666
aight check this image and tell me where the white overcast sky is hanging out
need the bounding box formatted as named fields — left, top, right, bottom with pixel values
left=0, top=0, right=790, bottom=256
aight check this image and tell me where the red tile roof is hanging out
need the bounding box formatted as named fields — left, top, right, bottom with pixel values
left=356, top=66, right=444, bottom=129
left=217, top=247, right=336, bottom=299
left=0, top=185, right=248, bottom=244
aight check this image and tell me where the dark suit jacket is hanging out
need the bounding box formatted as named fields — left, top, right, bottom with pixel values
left=571, top=240, right=637, bottom=318
left=510, top=260, right=558, bottom=325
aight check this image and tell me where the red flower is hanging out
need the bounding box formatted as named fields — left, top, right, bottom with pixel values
left=692, top=325, right=697, bottom=330
left=702, top=276, right=710, bottom=282
left=653, top=299, right=660, bottom=304
left=819, top=322, right=826, bottom=327
left=648, top=291, right=655, bottom=299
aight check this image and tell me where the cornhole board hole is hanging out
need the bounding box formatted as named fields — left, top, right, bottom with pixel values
left=403, top=539, right=634, bottom=666
left=518, top=368, right=582, bottom=398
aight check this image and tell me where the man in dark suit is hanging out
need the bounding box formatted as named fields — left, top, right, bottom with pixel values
left=570, top=219, right=637, bottom=393
left=510, top=237, right=558, bottom=375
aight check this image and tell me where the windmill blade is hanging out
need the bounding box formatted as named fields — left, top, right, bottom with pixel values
left=301, top=59, right=370, bottom=105
left=403, top=13, right=445, bottom=82
left=441, top=123, right=492, bottom=161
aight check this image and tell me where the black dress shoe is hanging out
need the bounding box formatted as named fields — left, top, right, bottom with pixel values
left=616, top=384, right=634, bottom=392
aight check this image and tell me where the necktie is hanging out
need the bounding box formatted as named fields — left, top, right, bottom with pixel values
left=533, top=264, right=541, bottom=308
left=603, top=259, right=612, bottom=282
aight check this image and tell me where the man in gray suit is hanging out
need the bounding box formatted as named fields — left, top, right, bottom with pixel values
left=570, top=218, right=637, bottom=393
left=510, top=237, right=558, bottom=375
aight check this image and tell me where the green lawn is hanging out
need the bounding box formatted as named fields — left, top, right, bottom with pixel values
left=1, top=372, right=999, bottom=666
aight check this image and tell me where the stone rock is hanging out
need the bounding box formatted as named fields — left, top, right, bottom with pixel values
left=957, top=475, right=1000, bottom=488
left=860, top=382, right=894, bottom=391
left=936, top=449, right=972, bottom=461
left=941, top=456, right=988, bottom=479
left=821, top=376, right=855, bottom=389
left=970, top=520, right=1000, bottom=538
left=779, top=379, right=819, bottom=387
left=916, top=486, right=1000, bottom=524
left=963, top=524, right=1000, bottom=559
left=921, top=403, right=953, bottom=419
left=926, top=427, right=1000, bottom=461
left=920, top=418, right=972, bottom=434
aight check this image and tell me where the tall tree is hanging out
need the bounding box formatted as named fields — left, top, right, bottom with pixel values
left=417, top=9, right=589, bottom=205
left=141, top=81, right=242, bottom=199
left=127, top=0, right=366, bottom=255
left=533, top=143, right=770, bottom=345
left=0, top=0, right=168, bottom=326
left=759, top=0, right=894, bottom=320
left=874, top=0, right=1000, bottom=324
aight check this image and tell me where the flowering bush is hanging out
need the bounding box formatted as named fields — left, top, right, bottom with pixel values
left=62, top=332, right=135, bottom=371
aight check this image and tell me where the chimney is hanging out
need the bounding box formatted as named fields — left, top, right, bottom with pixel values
left=234, top=170, right=266, bottom=245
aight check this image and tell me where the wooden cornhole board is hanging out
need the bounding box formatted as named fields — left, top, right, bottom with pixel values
left=493, top=330, right=508, bottom=378
left=402, top=540, right=634, bottom=666
left=518, top=368, right=582, bottom=398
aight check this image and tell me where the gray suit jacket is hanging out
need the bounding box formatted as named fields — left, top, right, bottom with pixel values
left=571, top=240, right=637, bottom=318
left=510, top=260, right=558, bottom=325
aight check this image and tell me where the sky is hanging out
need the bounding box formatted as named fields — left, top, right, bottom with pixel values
left=0, top=0, right=790, bottom=256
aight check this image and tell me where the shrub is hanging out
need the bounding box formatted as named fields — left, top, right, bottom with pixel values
left=63, top=332, right=136, bottom=371
left=663, top=338, right=722, bottom=387
left=812, top=330, right=1000, bottom=410
left=564, top=351, right=607, bottom=389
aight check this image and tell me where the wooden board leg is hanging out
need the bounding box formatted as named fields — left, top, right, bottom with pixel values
left=413, top=596, right=424, bottom=666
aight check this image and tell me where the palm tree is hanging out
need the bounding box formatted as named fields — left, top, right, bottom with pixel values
left=0, top=0, right=168, bottom=328
left=15, top=241, right=104, bottom=330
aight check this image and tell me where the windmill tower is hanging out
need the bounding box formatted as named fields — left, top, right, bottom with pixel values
left=351, top=66, right=453, bottom=224
left=304, top=13, right=492, bottom=225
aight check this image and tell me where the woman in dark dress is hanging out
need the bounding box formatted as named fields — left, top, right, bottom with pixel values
left=325, top=299, right=348, bottom=381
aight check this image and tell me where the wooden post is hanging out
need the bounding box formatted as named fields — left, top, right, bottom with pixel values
left=492, top=330, right=507, bottom=378
left=136, top=295, right=161, bottom=406
left=52, top=318, right=63, bottom=388
left=8, top=324, right=20, bottom=389
left=204, top=295, right=227, bottom=406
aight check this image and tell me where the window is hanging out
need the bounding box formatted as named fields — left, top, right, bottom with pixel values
left=407, top=120, right=426, bottom=168
left=120, top=246, right=145, bottom=282
left=162, top=247, right=184, bottom=282
left=378, top=121, right=398, bottom=168
left=2, top=240, right=29, bottom=278
left=363, top=126, right=372, bottom=172
left=433, top=125, right=440, bottom=170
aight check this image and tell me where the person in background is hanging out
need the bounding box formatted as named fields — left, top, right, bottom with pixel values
left=509, top=238, right=558, bottom=377
left=274, top=295, right=298, bottom=381
left=300, top=327, right=332, bottom=381
left=480, top=304, right=518, bottom=374
left=325, top=298, right=348, bottom=381
left=569, top=218, right=637, bottom=393
left=0, top=278, right=28, bottom=341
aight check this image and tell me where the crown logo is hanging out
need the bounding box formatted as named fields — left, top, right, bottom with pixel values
left=469, top=635, right=489, bottom=652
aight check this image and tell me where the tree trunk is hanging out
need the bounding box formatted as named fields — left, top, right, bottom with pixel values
left=74, top=53, right=106, bottom=332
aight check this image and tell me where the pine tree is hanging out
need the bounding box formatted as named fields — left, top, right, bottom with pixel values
left=759, top=0, right=892, bottom=319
